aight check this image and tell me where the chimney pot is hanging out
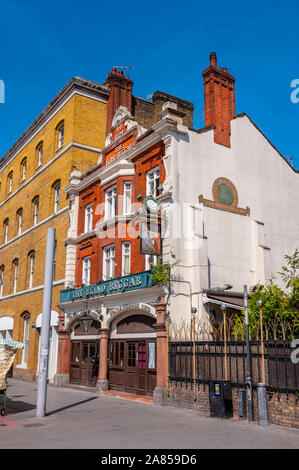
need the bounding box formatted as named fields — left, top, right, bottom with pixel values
left=210, top=52, right=217, bottom=68
left=203, top=53, right=236, bottom=148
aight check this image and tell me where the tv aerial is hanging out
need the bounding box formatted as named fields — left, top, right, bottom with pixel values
left=113, top=65, right=135, bottom=72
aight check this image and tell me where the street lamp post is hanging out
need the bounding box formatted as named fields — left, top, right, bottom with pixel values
left=220, top=303, right=228, bottom=381
left=191, top=307, right=197, bottom=401
left=257, top=299, right=268, bottom=425
left=244, top=285, right=253, bottom=422
left=257, top=299, right=266, bottom=383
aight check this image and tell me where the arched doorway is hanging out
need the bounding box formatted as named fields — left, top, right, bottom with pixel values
left=69, top=318, right=101, bottom=387
left=108, top=312, right=157, bottom=396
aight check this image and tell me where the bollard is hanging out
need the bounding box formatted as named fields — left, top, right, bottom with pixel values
left=257, top=383, right=269, bottom=425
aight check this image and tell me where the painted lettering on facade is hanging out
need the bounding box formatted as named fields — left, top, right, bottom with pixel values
left=60, top=271, right=151, bottom=303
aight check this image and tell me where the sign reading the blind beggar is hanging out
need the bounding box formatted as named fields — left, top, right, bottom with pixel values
left=60, top=271, right=153, bottom=303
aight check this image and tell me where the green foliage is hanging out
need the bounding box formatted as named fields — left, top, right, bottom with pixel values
left=279, top=249, right=299, bottom=288
left=232, top=249, right=299, bottom=340
left=148, top=258, right=171, bottom=287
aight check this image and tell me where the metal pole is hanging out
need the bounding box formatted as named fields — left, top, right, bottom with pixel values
left=36, top=228, right=55, bottom=418
left=223, top=309, right=228, bottom=381
left=244, top=285, right=253, bottom=422
left=259, top=307, right=266, bottom=383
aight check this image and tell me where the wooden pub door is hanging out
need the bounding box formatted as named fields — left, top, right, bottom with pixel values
left=109, top=339, right=157, bottom=396
left=70, top=341, right=99, bottom=387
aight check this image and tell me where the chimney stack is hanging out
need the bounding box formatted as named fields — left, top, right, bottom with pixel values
left=105, top=68, right=133, bottom=133
left=202, top=52, right=236, bottom=148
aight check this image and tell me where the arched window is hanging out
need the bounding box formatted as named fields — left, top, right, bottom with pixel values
left=3, top=218, right=9, bottom=244
left=7, top=171, right=13, bottom=194
left=56, top=121, right=64, bottom=150
left=52, top=180, right=61, bottom=213
left=36, top=141, right=43, bottom=168
left=16, top=208, right=23, bottom=235
left=28, top=251, right=35, bottom=289
left=32, top=196, right=39, bottom=226
left=20, top=158, right=27, bottom=182
left=21, top=312, right=30, bottom=366
left=12, top=258, right=19, bottom=293
left=0, top=265, right=4, bottom=297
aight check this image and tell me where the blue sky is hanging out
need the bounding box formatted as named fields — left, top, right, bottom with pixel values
left=0, top=0, right=298, bottom=168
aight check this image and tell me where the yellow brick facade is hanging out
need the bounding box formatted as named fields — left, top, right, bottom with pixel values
left=0, top=80, right=108, bottom=380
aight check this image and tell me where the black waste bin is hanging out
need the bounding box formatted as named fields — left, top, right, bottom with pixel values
left=209, top=380, right=233, bottom=418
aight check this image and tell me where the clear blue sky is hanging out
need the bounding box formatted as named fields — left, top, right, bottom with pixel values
left=0, top=0, right=298, bottom=168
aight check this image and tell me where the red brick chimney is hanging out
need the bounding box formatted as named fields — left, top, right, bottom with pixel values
left=202, top=52, right=236, bottom=148
left=105, top=68, right=133, bottom=133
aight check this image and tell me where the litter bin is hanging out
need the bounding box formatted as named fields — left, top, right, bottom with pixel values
left=209, top=380, right=233, bottom=418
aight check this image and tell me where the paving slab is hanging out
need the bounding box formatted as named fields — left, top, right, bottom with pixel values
left=0, top=378, right=298, bottom=449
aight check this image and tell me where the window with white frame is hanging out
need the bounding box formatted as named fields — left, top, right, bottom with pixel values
left=146, top=167, right=160, bottom=198
left=8, top=172, right=13, bottom=194
left=105, top=186, right=117, bottom=220
left=54, top=182, right=60, bottom=213
left=122, top=242, right=131, bottom=275
left=57, top=123, right=64, bottom=149
left=82, top=256, right=91, bottom=285
left=21, top=315, right=30, bottom=365
left=3, top=219, right=9, bottom=244
left=29, top=252, right=35, bottom=289
left=36, top=143, right=43, bottom=167
left=103, top=245, right=115, bottom=280
left=123, top=182, right=132, bottom=215
left=17, top=209, right=23, bottom=235
left=13, top=259, right=18, bottom=293
left=84, top=203, right=93, bottom=233
left=21, top=159, right=27, bottom=181
left=0, top=266, right=4, bottom=297
left=33, top=197, right=39, bottom=226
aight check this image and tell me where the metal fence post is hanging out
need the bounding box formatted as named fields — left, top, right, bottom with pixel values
left=244, top=285, right=254, bottom=422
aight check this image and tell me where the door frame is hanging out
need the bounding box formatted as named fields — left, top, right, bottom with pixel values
left=69, top=340, right=99, bottom=387
left=109, top=338, right=157, bottom=395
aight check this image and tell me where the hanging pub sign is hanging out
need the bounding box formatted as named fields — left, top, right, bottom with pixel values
left=140, top=219, right=161, bottom=256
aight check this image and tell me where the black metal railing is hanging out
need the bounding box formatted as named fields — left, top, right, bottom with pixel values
left=168, top=340, right=299, bottom=398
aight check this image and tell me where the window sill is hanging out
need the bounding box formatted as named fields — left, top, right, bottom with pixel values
left=16, top=363, right=27, bottom=369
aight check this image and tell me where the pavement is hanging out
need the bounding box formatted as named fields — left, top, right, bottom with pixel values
left=0, top=378, right=298, bottom=449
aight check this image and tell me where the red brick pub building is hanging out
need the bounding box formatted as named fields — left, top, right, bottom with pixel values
left=56, top=69, right=193, bottom=403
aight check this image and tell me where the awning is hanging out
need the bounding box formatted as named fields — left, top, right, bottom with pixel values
left=36, top=311, right=59, bottom=328
left=203, top=293, right=243, bottom=311
left=0, top=316, right=14, bottom=331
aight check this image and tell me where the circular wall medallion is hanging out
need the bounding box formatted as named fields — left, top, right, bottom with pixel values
left=212, top=177, right=238, bottom=207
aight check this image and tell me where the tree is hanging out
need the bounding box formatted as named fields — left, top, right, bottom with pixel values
left=233, top=250, right=299, bottom=339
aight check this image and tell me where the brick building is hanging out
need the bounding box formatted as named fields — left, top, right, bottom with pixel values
left=0, top=77, right=109, bottom=381
left=57, top=69, right=193, bottom=401
left=58, top=55, right=298, bottom=406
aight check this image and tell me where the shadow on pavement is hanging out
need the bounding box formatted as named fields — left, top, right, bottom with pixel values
left=4, top=397, right=36, bottom=415
left=46, top=396, right=98, bottom=416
